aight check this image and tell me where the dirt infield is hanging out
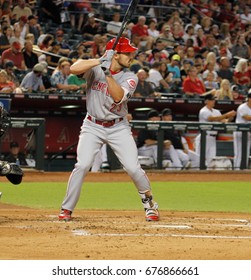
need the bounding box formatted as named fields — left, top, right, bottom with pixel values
left=1, top=171, right=251, bottom=260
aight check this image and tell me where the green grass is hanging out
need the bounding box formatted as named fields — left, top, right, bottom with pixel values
left=0, top=181, right=251, bottom=213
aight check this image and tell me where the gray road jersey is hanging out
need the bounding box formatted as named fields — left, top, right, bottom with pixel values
left=84, top=65, right=138, bottom=120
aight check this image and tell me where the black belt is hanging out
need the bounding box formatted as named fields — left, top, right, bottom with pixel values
left=87, top=115, right=123, bottom=127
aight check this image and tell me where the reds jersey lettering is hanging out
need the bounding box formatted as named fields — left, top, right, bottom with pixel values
left=91, top=81, right=108, bottom=95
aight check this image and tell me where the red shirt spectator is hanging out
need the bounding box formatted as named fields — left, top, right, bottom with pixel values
left=1, top=38, right=26, bottom=70
left=131, top=15, right=154, bottom=50
left=183, top=66, right=206, bottom=97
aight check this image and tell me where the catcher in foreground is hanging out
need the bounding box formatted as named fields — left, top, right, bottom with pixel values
left=0, top=105, right=23, bottom=198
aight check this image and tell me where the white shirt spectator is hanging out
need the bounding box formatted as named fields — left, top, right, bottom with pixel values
left=146, top=68, right=163, bottom=88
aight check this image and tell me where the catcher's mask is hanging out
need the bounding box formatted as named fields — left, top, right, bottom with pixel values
left=0, top=103, right=10, bottom=137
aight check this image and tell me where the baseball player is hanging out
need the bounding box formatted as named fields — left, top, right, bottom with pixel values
left=233, top=92, right=251, bottom=169
left=161, top=108, right=200, bottom=169
left=0, top=104, right=23, bottom=194
left=137, top=109, right=184, bottom=169
left=59, top=37, right=159, bottom=222
left=195, top=93, right=236, bottom=168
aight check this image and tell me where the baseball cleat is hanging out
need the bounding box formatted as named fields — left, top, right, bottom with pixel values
left=58, top=209, right=72, bottom=221
left=145, top=208, right=159, bottom=222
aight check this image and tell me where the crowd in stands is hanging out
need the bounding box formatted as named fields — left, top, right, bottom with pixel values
left=0, top=0, right=251, bottom=97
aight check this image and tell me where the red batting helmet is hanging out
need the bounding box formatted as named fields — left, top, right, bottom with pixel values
left=106, top=37, right=138, bottom=53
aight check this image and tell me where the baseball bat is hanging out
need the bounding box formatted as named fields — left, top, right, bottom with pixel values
left=112, top=0, right=140, bottom=50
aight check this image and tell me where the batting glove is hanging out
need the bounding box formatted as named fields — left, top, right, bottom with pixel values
left=99, top=50, right=115, bottom=64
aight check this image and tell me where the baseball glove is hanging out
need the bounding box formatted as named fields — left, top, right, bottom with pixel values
left=0, top=161, right=23, bottom=185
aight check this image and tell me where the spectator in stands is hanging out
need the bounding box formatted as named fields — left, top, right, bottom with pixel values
left=1, top=38, right=26, bottom=70
left=219, top=23, right=232, bottom=45
left=156, top=25, right=175, bottom=49
left=184, top=46, right=196, bottom=62
left=39, top=0, right=61, bottom=24
left=195, top=93, right=236, bottom=169
left=68, top=0, right=92, bottom=33
left=204, top=34, right=219, bottom=56
left=218, top=40, right=232, bottom=61
left=185, top=14, right=201, bottom=33
left=25, top=32, right=35, bottom=45
left=231, top=85, right=245, bottom=101
left=180, top=58, right=193, bottom=81
left=233, top=91, right=251, bottom=170
left=0, top=1, right=12, bottom=25
left=89, top=34, right=106, bottom=58
left=12, top=0, right=32, bottom=20
left=215, top=79, right=233, bottom=100
left=202, top=62, right=219, bottom=86
left=134, top=69, right=160, bottom=98
left=147, top=19, right=159, bottom=40
left=39, top=61, right=52, bottom=90
left=0, top=25, right=11, bottom=55
left=233, top=58, right=251, bottom=94
left=204, top=51, right=219, bottom=72
left=167, top=10, right=184, bottom=27
left=137, top=109, right=183, bottom=169
left=217, top=56, right=234, bottom=83
left=11, top=27, right=25, bottom=48
left=130, top=51, right=150, bottom=74
left=210, top=24, right=223, bottom=43
left=194, top=56, right=204, bottom=80
left=0, top=17, right=9, bottom=34
left=20, top=63, right=46, bottom=93
left=148, top=48, right=166, bottom=65
left=68, top=43, right=89, bottom=62
left=22, top=39, right=38, bottom=70
left=204, top=71, right=219, bottom=91
left=201, top=17, right=213, bottom=34
left=131, top=15, right=154, bottom=51
left=106, top=12, right=122, bottom=36
left=27, top=15, right=42, bottom=43
left=171, top=22, right=185, bottom=46
left=46, top=41, right=61, bottom=68
left=39, top=34, right=54, bottom=51
left=82, top=13, right=103, bottom=41
left=4, top=60, right=20, bottom=87
left=146, top=61, right=170, bottom=93
left=54, top=29, right=71, bottom=57
left=231, top=34, right=251, bottom=60
left=240, top=6, right=251, bottom=26
left=183, top=25, right=198, bottom=47
left=0, top=69, right=16, bottom=93
left=4, top=141, right=28, bottom=166
left=68, top=73, right=86, bottom=94
left=50, top=60, right=80, bottom=93
left=13, top=15, right=28, bottom=42
left=167, top=54, right=182, bottom=90
left=161, top=108, right=200, bottom=169
left=195, top=27, right=207, bottom=48
left=100, top=0, right=121, bottom=11
left=182, top=66, right=212, bottom=98
left=159, top=62, right=172, bottom=84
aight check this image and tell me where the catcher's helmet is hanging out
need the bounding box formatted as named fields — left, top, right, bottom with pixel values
left=106, top=37, right=138, bottom=53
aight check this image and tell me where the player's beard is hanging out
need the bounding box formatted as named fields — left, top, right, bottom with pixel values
left=118, top=59, right=132, bottom=69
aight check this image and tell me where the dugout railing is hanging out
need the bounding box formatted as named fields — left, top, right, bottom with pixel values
left=130, top=121, right=251, bottom=170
